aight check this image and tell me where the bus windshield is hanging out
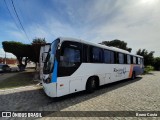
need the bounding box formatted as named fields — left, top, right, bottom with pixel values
left=43, top=39, right=59, bottom=74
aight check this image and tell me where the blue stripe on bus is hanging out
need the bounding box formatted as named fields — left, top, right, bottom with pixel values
left=51, top=59, right=58, bottom=82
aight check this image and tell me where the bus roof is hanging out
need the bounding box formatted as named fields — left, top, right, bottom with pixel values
left=58, top=37, right=143, bottom=58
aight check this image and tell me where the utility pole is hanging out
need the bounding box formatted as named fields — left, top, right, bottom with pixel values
left=5, top=52, right=6, bottom=64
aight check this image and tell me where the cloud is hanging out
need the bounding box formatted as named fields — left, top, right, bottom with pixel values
left=29, top=0, right=160, bottom=56
left=27, top=18, right=79, bottom=43
left=0, top=20, right=28, bottom=43
left=0, top=48, right=16, bottom=58
left=76, top=0, right=160, bottom=56
left=1, top=0, right=160, bottom=57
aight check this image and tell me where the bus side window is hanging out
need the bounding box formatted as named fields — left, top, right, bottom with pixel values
left=124, top=54, right=127, bottom=64
left=83, top=44, right=89, bottom=62
left=136, top=57, right=138, bottom=64
left=114, top=52, right=118, bottom=64
left=104, top=50, right=111, bottom=63
left=138, top=58, right=141, bottom=64
left=60, top=47, right=80, bottom=67
left=119, top=53, right=124, bottom=64
left=141, top=58, right=144, bottom=65
left=131, top=56, right=133, bottom=64
left=127, top=55, right=131, bottom=64
left=91, top=47, right=103, bottom=63
left=111, top=51, right=115, bottom=64
left=133, top=57, right=136, bottom=64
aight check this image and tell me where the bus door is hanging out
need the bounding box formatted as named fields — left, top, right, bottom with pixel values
left=57, top=41, right=82, bottom=94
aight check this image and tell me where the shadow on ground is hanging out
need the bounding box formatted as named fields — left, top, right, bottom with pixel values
left=0, top=77, right=142, bottom=115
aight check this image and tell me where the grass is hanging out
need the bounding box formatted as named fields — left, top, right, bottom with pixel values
left=144, top=65, right=154, bottom=74
left=0, top=70, right=38, bottom=89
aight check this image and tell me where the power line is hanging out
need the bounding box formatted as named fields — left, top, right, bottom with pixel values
left=11, top=0, right=30, bottom=42
left=4, top=0, right=22, bottom=33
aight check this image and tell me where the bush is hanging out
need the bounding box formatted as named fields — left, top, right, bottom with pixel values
left=144, top=66, right=154, bottom=74
left=153, top=57, right=160, bottom=70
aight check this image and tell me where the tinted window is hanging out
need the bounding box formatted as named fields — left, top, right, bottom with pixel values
left=124, top=54, right=127, bottom=64
left=119, top=53, right=124, bottom=64
left=133, top=57, right=136, bottom=64
left=58, top=41, right=82, bottom=77
left=104, top=50, right=111, bottom=63
left=138, top=58, right=141, bottom=64
left=141, top=58, right=144, bottom=65
left=43, top=39, right=59, bottom=74
left=115, top=52, right=119, bottom=64
left=136, top=57, right=138, bottom=64
left=92, top=47, right=103, bottom=63
left=51, top=39, right=60, bottom=54
left=127, top=55, right=131, bottom=64
left=60, top=47, right=80, bottom=67
left=83, top=44, right=89, bottom=62
left=111, top=51, right=114, bottom=63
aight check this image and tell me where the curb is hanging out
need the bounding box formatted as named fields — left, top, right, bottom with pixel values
left=0, top=84, right=42, bottom=92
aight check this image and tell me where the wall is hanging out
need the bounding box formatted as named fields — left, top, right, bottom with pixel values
left=0, top=58, right=18, bottom=64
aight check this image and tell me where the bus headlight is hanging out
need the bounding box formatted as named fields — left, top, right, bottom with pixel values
left=43, top=78, right=51, bottom=84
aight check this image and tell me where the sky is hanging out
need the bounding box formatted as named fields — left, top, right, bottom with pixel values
left=0, top=0, right=160, bottom=58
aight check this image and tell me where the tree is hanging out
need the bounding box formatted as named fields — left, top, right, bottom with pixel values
left=2, top=38, right=46, bottom=71
left=32, top=38, right=46, bottom=44
left=100, top=39, right=132, bottom=52
left=2, top=41, right=32, bottom=70
left=136, top=49, right=155, bottom=66
left=153, top=57, right=160, bottom=70
left=31, top=38, right=46, bottom=63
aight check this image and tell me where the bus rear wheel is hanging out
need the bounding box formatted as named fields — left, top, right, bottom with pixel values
left=86, top=77, right=97, bottom=93
left=131, top=72, right=136, bottom=80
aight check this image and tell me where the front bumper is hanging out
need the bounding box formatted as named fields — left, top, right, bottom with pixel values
left=42, top=81, right=57, bottom=97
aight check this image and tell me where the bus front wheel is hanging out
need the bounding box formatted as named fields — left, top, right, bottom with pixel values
left=86, top=77, right=97, bottom=93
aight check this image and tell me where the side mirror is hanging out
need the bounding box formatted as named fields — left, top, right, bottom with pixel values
left=42, top=52, right=48, bottom=63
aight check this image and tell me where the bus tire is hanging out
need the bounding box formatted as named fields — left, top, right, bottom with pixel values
left=86, top=77, right=97, bottom=93
left=131, top=72, right=136, bottom=80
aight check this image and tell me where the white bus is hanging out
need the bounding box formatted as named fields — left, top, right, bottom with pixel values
left=42, top=37, right=144, bottom=97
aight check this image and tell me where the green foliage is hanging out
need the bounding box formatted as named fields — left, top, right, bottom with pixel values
left=32, top=38, right=46, bottom=44
left=31, top=38, right=46, bottom=62
left=136, top=49, right=154, bottom=66
left=2, top=38, right=47, bottom=70
left=144, top=65, right=154, bottom=74
left=100, top=39, right=132, bottom=52
left=2, top=41, right=32, bottom=70
left=153, top=57, right=160, bottom=70
left=2, top=41, right=31, bottom=57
